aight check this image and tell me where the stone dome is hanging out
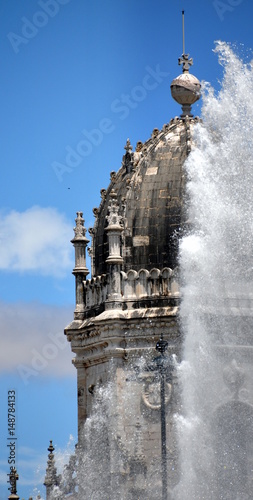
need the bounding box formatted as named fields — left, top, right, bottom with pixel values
left=89, top=116, right=201, bottom=278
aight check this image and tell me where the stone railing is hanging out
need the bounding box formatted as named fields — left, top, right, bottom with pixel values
left=84, top=267, right=179, bottom=310
left=121, top=267, right=179, bottom=299
left=84, top=274, right=107, bottom=309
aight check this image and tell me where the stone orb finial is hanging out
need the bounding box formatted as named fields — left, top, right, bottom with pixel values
left=170, top=72, right=201, bottom=117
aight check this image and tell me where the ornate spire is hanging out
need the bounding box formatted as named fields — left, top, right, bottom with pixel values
left=7, top=467, right=19, bottom=500
left=44, top=440, right=60, bottom=499
left=71, top=211, right=89, bottom=317
left=170, top=11, right=201, bottom=117
left=105, top=190, right=124, bottom=308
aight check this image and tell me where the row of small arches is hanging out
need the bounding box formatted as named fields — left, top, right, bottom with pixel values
left=84, top=267, right=179, bottom=307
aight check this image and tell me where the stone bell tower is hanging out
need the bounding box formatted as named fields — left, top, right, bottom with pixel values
left=64, top=52, right=201, bottom=499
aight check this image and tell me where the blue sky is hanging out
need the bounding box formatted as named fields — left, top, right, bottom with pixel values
left=0, top=0, right=252, bottom=498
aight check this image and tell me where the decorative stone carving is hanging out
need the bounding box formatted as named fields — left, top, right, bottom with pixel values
left=106, top=190, right=123, bottom=229
left=122, top=138, right=134, bottom=174
left=178, top=53, right=193, bottom=72
left=110, top=171, right=117, bottom=183
left=78, top=387, right=85, bottom=406
left=71, top=213, right=89, bottom=318
left=92, top=207, right=99, bottom=218
left=152, top=128, right=159, bottom=139
left=105, top=189, right=124, bottom=280
left=71, top=212, right=88, bottom=242
left=100, top=188, right=107, bottom=201
left=83, top=267, right=178, bottom=310
left=171, top=53, right=201, bottom=117
left=142, top=377, right=172, bottom=411
left=135, top=141, right=143, bottom=152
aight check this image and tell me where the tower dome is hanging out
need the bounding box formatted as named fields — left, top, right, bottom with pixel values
left=89, top=116, right=200, bottom=278
left=88, top=48, right=201, bottom=278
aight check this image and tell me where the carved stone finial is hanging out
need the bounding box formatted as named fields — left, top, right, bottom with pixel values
left=123, top=139, right=134, bottom=174
left=100, top=188, right=107, bottom=201
left=8, top=466, right=19, bottom=496
left=93, top=207, right=99, bottom=218
left=124, top=138, right=133, bottom=153
left=152, top=128, right=159, bottom=139
left=110, top=171, right=117, bottom=183
left=178, top=53, right=193, bottom=73
left=106, top=190, right=123, bottom=228
left=71, top=212, right=89, bottom=243
left=170, top=68, right=201, bottom=118
left=105, top=190, right=124, bottom=278
left=71, top=211, right=89, bottom=284
left=48, top=440, right=54, bottom=453
left=135, top=141, right=143, bottom=152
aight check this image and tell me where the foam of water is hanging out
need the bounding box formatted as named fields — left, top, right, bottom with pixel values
left=177, top=41, right=253, bottom=499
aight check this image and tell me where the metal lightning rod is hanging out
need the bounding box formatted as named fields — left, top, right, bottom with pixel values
left=182, top=10, right=185, bottom=55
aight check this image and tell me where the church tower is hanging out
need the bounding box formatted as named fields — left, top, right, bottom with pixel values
left=63, top=53, right=201, bottom=498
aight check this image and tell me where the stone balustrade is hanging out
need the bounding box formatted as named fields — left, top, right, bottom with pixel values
left=83, top=267, right=179, bottom=310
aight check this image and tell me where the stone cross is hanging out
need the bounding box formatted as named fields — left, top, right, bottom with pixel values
left=178, top=53, right=193, bottom=73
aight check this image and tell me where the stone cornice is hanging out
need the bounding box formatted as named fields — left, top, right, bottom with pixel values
left=72, top=340, right=181, bottom=368
left=65, top=306, right=179, bottom=341
left=67, top=315, right=180, bottom=370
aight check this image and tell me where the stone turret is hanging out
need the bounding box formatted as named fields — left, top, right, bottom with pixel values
left=71, top=212, right=89, bottom=319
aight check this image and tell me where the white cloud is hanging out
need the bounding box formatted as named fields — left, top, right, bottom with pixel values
left=0, top=301, right=75, bottom=382
left=0, top=206, right=73, bottom=277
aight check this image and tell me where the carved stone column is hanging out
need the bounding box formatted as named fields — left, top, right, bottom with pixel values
left=71, top=212, right=89, bottom=319
left=105, top=190, right=124, bottom=309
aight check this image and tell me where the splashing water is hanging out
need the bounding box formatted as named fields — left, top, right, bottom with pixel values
left=47, top=358, right=160, bottom=500
left=177, top=42, right=253, bottom=499
left=44, top=42, right=253, bottom=500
